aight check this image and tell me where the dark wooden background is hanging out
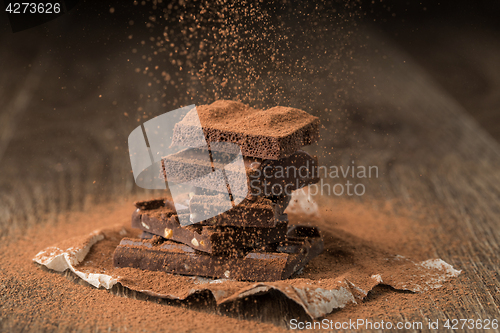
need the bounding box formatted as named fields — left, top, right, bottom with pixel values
left=1, top=1, right=499, bottom=331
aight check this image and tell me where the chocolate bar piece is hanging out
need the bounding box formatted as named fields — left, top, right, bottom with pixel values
left=170, top=100, right=320, bottom=160
left=132, top=203, right=288, bottom=255
left=113, top=225, right=324, bottom=281
left=134, top=198, right=174, bottom=211
left=191, top=189, right=291, bottom=219
left=268, top=195, right=291, bottom=217
left=189, top=195, right=276, bottom=227
left=161, top=148, right=319, bottom=198
left=249, top=150, right=319, bottom=197
left=134, top=196, right=277, bottom=228
left=188, top=193, right=233, bottom=222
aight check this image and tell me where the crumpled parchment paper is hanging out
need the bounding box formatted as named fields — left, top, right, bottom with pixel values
left=33, top=192, right=461, bottom=319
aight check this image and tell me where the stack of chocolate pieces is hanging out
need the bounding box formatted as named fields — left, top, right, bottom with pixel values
left=113, top=100, right=324, bottom=282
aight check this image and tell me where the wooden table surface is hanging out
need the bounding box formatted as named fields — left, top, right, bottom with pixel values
left=1, top=6, right=499, bottom=332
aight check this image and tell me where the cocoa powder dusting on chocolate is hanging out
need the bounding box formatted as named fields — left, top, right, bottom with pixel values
left=141, top=205, right=176, bottom=220
left=194, top=100, right=319, bottom=137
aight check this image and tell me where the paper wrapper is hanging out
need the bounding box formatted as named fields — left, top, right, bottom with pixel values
left=33, top=193, right=461, bottom=319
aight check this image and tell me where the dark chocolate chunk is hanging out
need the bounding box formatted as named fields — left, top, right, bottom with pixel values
left=113, top=225, right=324, bottom=281
left=191, top=188, right=290, bottom=218
left=139, top=231, right=155, bottom=239
left=170, top=100, right=320, bottom=160
left=252, top=150, right=320, bottom=197
left=268, top=195, right=291, bottom=218
left=160, top=148, right=319, bottom=198
left=286, top=225, right=322, bottom=240
left=189, top=195, right=276, bottom=227
left=132, top=207, right=288, bottom=255
left=134, top=198, right=174, bottom=211
left=188, top=193, right=233, bottom=223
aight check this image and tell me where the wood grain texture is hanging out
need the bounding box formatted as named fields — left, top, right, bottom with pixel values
left=0, top=11, right=499, bottom=332
left=316, top=28, right=500, bottom=332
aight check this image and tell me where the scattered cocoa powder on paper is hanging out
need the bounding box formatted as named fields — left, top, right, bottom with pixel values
left=0, top=201, right=285, bottom=332
left=0, top=196, right=461, bottom=331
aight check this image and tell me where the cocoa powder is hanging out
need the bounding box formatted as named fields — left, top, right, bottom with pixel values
left=0, top=196, right=458, bottom=331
